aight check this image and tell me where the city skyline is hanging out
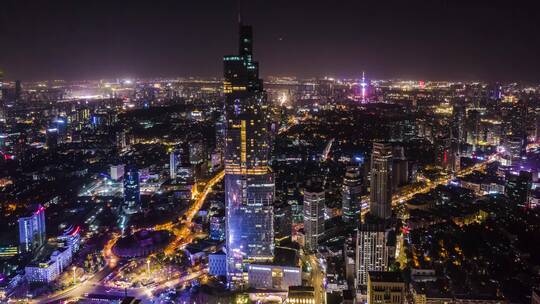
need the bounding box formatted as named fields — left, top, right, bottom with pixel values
left=2, top=2, right=540, bottom=304
left=1, top=0, right=540, bottom=82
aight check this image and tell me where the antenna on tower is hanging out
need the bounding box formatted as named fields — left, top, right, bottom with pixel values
left=237, top=0, right=243, bottom=25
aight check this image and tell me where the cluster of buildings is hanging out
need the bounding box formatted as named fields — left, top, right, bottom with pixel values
left=16, top=205, right=80, bottom=284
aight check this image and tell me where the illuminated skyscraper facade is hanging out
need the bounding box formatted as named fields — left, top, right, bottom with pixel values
left=342, top=165, right=362, bottom=225
left=224, top=22, right=274, bottom=286
left=370, top=143, right=393, bottom=220
left=19, top=204, right=46, bottom=253
left=123, top=164, right=141, bottom=214
left=303, top=181, right=325, bottom=253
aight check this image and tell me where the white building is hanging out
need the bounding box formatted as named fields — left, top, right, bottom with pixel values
left=110, top=164, right=125, bottom=181
left=25, top=246, right=73, bottom=283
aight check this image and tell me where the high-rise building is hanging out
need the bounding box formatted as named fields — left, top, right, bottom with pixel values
left=14, top=80, right=22, bottom=102
left=303, top=181, right=325, bottom=253
left=356, top=222, right=389, bottom=288
left=504, top=137, right=524, bottom=164
left=123, top=164, right=141, bottom=214
left=506, top=171, right=532, bottom=207
left=370, top=143, right=393, bottom=220
left=46, top=127, right=59, bottom=152
left=169, top=150, right=178, bottom=180
left=18, top=204, right=47, bottom=253
left=342, top=166, right=362, bottom=225
left=224, top=21, right=274, bottom=286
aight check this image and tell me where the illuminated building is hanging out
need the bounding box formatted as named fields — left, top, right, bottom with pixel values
left=224, top=21, right=274, bottom=286
left=46, top=127, right=59, bottom=151
left=342, top=166, right=362, bottom=225
left=303, top=180, right=325, bottom=253
left=110, top=164, right=125, bottom=181
left=0, top=246, right=18, bottom=258
left=209, top=251, right=227, bottom=276
left=123, top=164, right=141, bottom=214
left=25, top=245, right=72, bottom=283
left=189, top=139, right=206, bottom=165
left=287, top=286, right=315, bottom=304
left=169, top=150, right=178, bottom=180
left=506, top=171, right=532, bottom=207
left=367, top=271, right=405, bottom=304
left=18, top=204, right=46, bottom=253
left=504, top=137, right=524, bottom=164
left=247, top=264, right=301, bottom=291
left=370, top=143, right=393, bottom=220
left=356, top=222, right=389, bottom=289
left=209, top=214, right=225, bottom=241
left=57, top=226, right=81, bottom=252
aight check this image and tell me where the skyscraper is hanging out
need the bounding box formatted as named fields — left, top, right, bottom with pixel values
left=123, top=164, right=141, bottom=214
left=342, top=165, right=362, bottom=225
left=19, top=204, right=47, bottom=253
left=303, top=180, right=325, bottom=253
left=356, top=223, right=389, bottom=288
left=506, top=171, right=532, bottom=207
left=370, top=143, right=393, bottom=220
left=224, top=21, right=274, bottom=286
left=170, top=150, right=178, bottom=180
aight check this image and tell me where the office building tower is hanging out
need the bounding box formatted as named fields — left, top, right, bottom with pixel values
left=506, top=171, right=532, bottom=207
left=224, top=21, right=274, bottom=286
left=367, top=272, right=405, bottom=304
left=303, top=181, right=325, bottom=253
left=505, top=137, right=524, bottom=163
left=274, top=203, right=292, bottom=240
left=110, top=164, right=125, bottom=181
left=370, top=143, right=393, bottom=220
left=170, top=150, right=178, bottom=180
left=14, top=80, right=21, bottom=102
left=46, top=127, right=59, bottom=152
left=123, top=164, right=141, bottom=214
left=18, top=205, right=47, bottom=253
left=342, top=166, right=362, bottom=225
left=356, top=223, right=389, bottom=288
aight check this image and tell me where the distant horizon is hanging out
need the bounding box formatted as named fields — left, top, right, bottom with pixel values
left=2, top=73, right=538, bottom=85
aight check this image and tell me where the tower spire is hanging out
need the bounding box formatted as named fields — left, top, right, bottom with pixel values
left=237, top=0, right=243, bottom=25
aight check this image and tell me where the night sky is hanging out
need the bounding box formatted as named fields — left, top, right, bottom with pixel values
left=1, top=0, right=540, bottom=82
